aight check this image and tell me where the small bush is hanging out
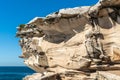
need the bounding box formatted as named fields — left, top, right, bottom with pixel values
left=19, top=24, right=26, bottom=28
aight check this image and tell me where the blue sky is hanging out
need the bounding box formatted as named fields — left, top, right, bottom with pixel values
left=0, top=0, right=98, bottom=66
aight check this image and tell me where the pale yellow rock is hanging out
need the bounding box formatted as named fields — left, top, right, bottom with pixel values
left=16, top=0, right=120, bottom=80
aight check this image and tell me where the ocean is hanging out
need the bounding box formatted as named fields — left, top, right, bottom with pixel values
left=0, top=66, right=35, bottom=80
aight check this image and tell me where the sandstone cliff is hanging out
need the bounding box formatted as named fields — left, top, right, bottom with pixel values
left=16, top=0, right=120, bottom=80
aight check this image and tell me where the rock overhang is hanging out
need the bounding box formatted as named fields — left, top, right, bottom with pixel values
left=16, top=0, right=120, bottom=80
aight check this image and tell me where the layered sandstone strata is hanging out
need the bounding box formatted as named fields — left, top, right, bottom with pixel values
left=16, top=0, right=120, bottom=79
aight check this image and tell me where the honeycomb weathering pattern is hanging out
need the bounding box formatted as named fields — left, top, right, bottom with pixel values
left=16, top=0, right=120, bottom=79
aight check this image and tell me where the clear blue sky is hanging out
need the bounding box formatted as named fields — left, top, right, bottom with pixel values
left=0, top=0, right=98, bottom=66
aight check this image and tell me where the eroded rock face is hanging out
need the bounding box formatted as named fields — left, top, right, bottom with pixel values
left=16, top=0, right=120, bottom=79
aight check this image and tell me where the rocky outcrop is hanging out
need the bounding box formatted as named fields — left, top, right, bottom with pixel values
left=16, top=0, right=120, bottom=79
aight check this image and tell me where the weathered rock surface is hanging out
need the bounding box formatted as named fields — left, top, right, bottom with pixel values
left=16, top=0, right=120, bottom=80
left=97, top=71, right=120, bottom=80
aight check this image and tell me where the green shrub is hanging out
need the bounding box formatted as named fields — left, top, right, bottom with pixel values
left=19, top=24, right=26, bottom=28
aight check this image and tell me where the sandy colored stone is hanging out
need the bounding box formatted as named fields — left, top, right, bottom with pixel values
left=16, top=0, right=120, bottom=80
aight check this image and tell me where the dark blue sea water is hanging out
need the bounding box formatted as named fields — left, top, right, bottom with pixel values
left=0, top=66, right=35, bottom=80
